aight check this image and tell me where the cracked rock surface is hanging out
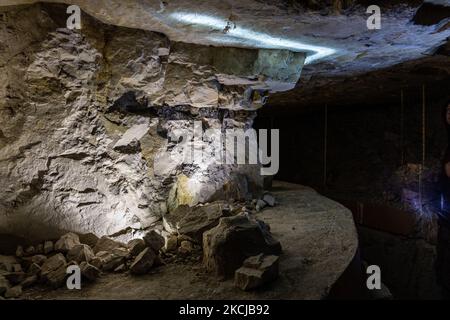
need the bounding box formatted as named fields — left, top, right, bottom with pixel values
left=0, top=4, right=303, bottom=240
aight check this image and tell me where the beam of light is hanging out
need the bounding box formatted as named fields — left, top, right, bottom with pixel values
left=170, top=12, right=336, bottom=64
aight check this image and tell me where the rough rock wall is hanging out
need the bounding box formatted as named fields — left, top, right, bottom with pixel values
left=0, top=4, right=304, bottom=241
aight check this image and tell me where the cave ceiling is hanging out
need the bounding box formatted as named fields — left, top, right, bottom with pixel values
left=2, top=0, right=450, bottom=109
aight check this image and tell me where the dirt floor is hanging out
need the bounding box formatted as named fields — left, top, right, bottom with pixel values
left=21, top=181, right=358, bottom=300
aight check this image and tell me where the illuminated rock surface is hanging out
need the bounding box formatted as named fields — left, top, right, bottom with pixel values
left=0, top=4, right=304, bottom=240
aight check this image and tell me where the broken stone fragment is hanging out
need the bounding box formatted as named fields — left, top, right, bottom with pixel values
left=130, top=248, right=156, bottom=275
left=127, top=239, right=146, bottom=256
left=15, top=246, right=24, bottom=258
left=24, top=246, right=35, bottom=256
left=164, top=202, right=227, bottom=243
left=234, top=254, right=279, bottom=291
left=143, top=230, right=165, bottom=253
left=40, top=253, right=67, bottom=288
left=90, top=252, right=107, bottom=270
left=4, top=285, right=22, bottom=299
left=20, top=275, right=38, bottom=288
left=112, top=247, right=130, bottom=258
left=262, top=194, right=275, bottom=207
left=178, top=240, right=194, bottom=255
left=43, top=241, right=54, bottom=255
left=31, top=255, right=47, bottom=266
left=35, top=244, right=44, bottom=254
left=80, top=262, right=101, bottom=281
left=28, top=263, right=41, bottom=275
left=55, top=233, right=81, bottom=253
left=67, top=244, right=95, bottom=264
left=203, top=215, right=282, bottom=278
left=114, top=264, right=126, bottom=273
left=177, top=234, right=195, bottom=245
left=78, top=233, right=100, bottom=248
left=91, top=249, right=127, bottom=271
left=113, top=123, right=148, bottom=153
left=255, top=199, right=267, bottom=212
left=93, top=236, right=126, bottom=254
left=164, top=235, right=178, bottom=252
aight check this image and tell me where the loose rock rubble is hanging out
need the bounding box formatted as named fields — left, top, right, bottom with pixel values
left=0, top=230, right=172, bottom=298
left=0, top=198, right=283, bottom=299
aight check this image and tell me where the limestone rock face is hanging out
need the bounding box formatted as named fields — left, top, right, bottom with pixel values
left=0, top=4, right=303, bottom=241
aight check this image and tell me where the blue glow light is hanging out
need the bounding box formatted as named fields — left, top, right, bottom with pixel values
left=170, top=12, right=336, bottom=64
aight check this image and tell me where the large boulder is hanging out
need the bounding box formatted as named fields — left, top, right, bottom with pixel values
left=67, top=244, right=95, bottom=264
left=91, top=248, right=128, bottom=271
left=93, top=237, right=126, bottom=254
left=130, top=248, right=156, bottom=275
left=54, top=233, right=81, bottom=253
left=143, top=231, right=165, bottom=253
left=40, top=253, right=67, bottom=288
left=203, top=215, right=281, bottom=278
left=127, top=239, right=147, bottom=257
left=78, top=233, right=100, bottom=248
left=80, top=262, right=101, bottom=281
left=164, top=202, right=229, bottom=243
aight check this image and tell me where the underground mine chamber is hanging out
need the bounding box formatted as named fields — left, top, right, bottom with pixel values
left=0, top=0, right=449, bottom=302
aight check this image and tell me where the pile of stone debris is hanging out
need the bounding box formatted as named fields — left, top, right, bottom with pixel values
left=0, top=193, right=281, bottom=299
left=0, top=229, right=175, bottom=299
